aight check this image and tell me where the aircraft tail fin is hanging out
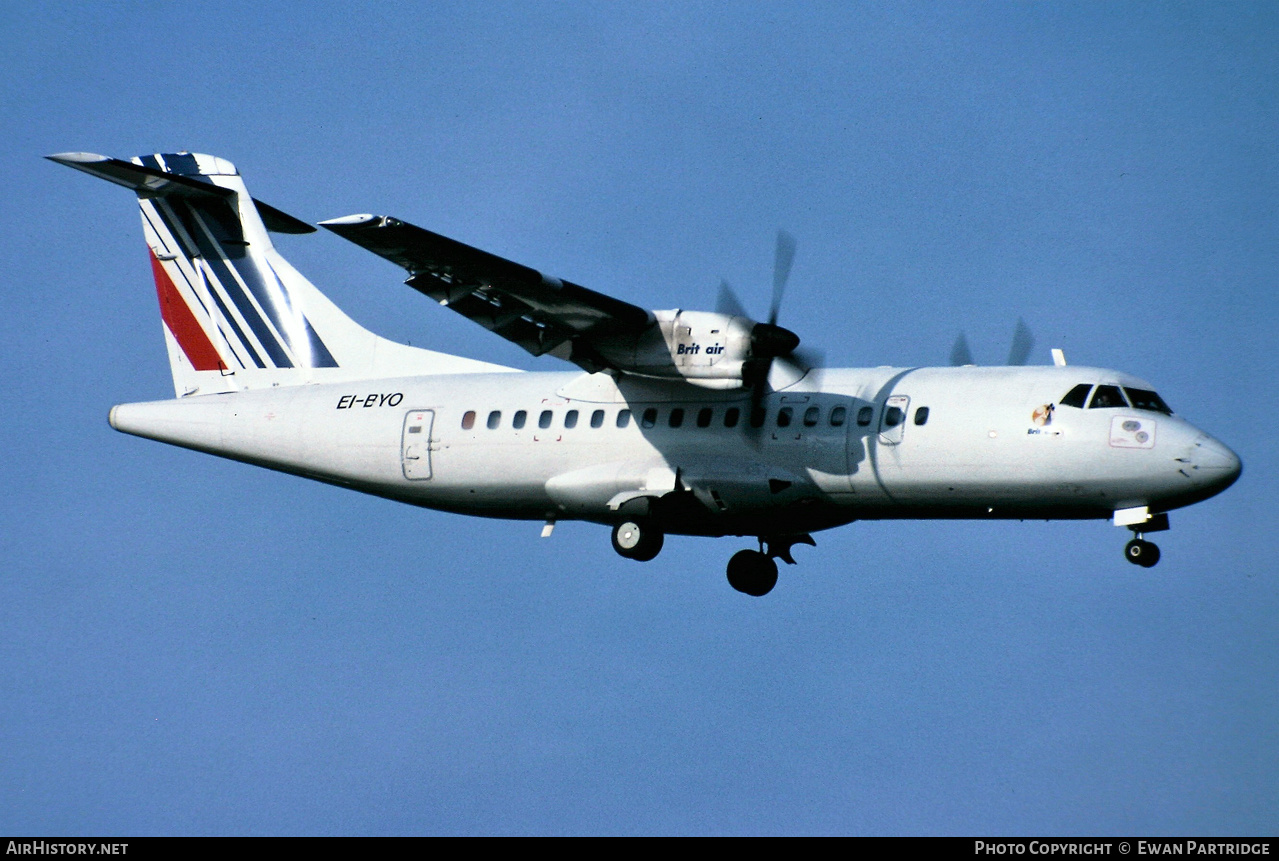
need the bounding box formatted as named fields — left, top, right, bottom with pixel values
left=49, top=151, right=510, bottom=396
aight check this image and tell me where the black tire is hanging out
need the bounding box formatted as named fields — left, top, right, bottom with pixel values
left=726, top=549, right=779, bottom=596
left=1138, top=541, right=1160, bottom=568
left=611, top=520, right=664, bottom=561
left=1125, top=539, right=1161, bottom=568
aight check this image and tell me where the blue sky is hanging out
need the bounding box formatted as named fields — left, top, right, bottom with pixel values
left=2, top=1, right=1275, bottom=835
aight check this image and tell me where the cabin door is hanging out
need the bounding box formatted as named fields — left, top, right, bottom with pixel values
left=401, top=410, right=435, bottom=480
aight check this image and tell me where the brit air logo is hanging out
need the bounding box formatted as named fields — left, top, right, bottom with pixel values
left=676, top=343, right=725, bottom=356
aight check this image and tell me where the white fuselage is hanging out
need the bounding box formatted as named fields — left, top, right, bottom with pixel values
left=107, top=364, right=1240, bottom=539
left=51, top=149, right=1243, bottom=582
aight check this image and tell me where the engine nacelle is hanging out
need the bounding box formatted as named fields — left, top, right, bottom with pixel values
left=592, top=310, right=797, bottom=389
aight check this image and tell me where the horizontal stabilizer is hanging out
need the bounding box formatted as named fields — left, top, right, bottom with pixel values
left=51, top=149, right=513, bottom=397
left=46, top=152, right=315, bottom=234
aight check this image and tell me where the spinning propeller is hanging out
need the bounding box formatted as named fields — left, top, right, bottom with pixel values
left=717, top=230, right=822, bottom=415
left=949, top=317, right=1037, bottom=366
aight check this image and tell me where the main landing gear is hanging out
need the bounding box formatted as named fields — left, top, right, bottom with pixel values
left=725, top=535, right=816, bottom=596
left=608, top=521, right=814, bottom=597
left=726, top=549, right=778, bottom=596
left=611, top=519, right=664, bottom=562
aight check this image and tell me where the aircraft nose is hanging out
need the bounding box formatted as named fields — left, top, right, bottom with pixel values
left=1185, top=434, right=1243, bottom=492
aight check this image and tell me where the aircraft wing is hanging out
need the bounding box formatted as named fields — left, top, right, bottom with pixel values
left=320, top=214, right=652, bottom=369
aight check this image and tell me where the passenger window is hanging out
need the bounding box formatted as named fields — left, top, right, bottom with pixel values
left=1059, top=384, right=1093, bottom=409
left=1088, top=385, right=1128, bottom=409
left=777, top=407, right=793, bottom=428
left=591, top=409, right=605, bottom=428
left=857, top=406, right=873, bottom=426
left=724, top=407, right=740, bottom=428
left=830, top=406, right=846, bottom=427
left=512, top=410, right=527, bottom=429
left=883, top=406, right=904, bottom=427
left=461, top=410, right=476, bottom=430
left=641, top=408, right=658, bottom=428
left=914, top=406, right=930, bottom=426
left=486, top=410, right=501, bottom=430
left=669, top=408, right=685, bottom=428
left=564, top=409, right=579, bottom=429
left=538, top=410, right=553, bottom=429
left=697, top=407, right=713, bottom=428
left=803, top=406, right=820, bottom=427
left=1123, top=388, right=1173, bottom=415
left=616, top=409, right=631, bottom=428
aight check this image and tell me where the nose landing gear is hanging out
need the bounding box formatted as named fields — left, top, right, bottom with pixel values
left=1121, top=513, right=1168, bottom=568
left=1124, top=537, right=1161, bottom=568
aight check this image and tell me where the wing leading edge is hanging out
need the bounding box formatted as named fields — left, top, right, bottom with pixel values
left=320, top=214, right=653, bottom=371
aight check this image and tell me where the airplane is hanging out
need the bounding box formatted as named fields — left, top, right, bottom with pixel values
left=49, top=150, right=1242, bottom=597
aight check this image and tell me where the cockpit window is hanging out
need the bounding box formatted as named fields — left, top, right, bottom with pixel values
left=1123, top=388, right=1173, bottom=415
left=1088, top=385, right=1129, bottom=409
left=1059, top=384, right=1092, bottom=409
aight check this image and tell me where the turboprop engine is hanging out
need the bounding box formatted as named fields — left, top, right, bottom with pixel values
left=591, top=309, right=801, bottom=389
left=313, top=211, right=808, bottom=390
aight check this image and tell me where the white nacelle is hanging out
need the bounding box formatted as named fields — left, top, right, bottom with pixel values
left=595, top=310, right=757, bottom=389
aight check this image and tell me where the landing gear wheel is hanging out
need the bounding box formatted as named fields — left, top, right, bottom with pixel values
left=611, top=520, right=664, bottom=561
left=726, top=549, right=779, bottom=596
left=1124, top=539, right=1161, bottom=568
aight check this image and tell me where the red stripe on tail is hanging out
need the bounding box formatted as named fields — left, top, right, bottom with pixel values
left=148, top=249, right=225, bottom=372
